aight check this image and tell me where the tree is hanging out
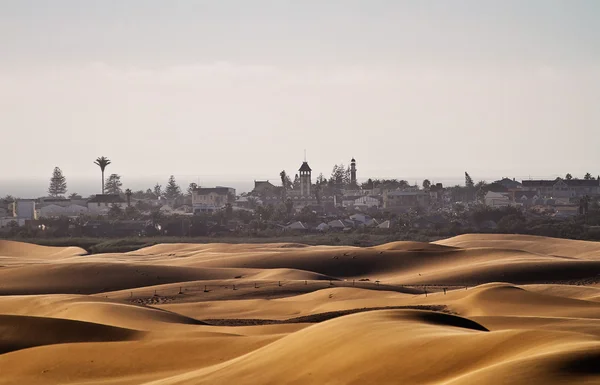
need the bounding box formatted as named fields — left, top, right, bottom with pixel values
left=293, top=174, right=301, bottom=189
left=280, top=170, right=287, bottom=199
left=584, top=173, right=593, bottom=180
left=48, top=167, right=67, bottom=197
left=94, top=157, right=111, bottom=194
left=362, top=178, right=374, bottom=190
left=330, top=164, right=346, bottom=187
left=343, top=165, right=351, bottom=186
left=124, top=205, right=140, bottom=219
left=315, top=181, right=322, bottom=205
left=465, top=172, right=474, bottom=188
left=225, top=203, right=233, bottom=220
left=105, top=174, right=123, bottom=195
left=68, top=192, right=80, bottom=199
left=285, top=199, right=294, bottom=217
left=475, top=181, right=488, bottom=201
left=108, top=203, right=123, bottom=219
left=153, top=183, right=163, bottom=199
left=187, top=182, right=198, bottom=196
left=565, top=173, right=573, bottom=180
left=165, top=175, right=182, bottom=200
left=125, top=188, right=132, bottom=207
left=422, top=179, right=431, bottom=189
left=317, top=173, right=327, bottom=185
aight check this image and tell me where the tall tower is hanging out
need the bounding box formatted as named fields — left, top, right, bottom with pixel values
left=350, top=158, right=357, bottom=186
left=299, top=161, right=312, bottom=196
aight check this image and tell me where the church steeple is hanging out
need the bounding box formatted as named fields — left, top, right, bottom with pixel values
left=299, top=160, right=312, bottom=197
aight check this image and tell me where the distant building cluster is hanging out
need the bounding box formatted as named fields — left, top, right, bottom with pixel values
left=2, top=156, right=599, bottom=235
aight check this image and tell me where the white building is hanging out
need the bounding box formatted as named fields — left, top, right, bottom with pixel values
left=38, top=204, right=65, bottom=218
left=15, top=200, right=36, bottom=220
left=353, top=196, right=380, bottom=209
left=192, top=187, right=236, bottom=214
left=484, top=191, right=514, bottom=208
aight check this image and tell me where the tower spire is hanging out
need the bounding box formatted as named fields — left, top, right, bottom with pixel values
left=304, top=149, right=306, bottom=162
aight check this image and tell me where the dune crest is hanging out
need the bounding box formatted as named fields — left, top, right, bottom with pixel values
left=1, top=234, right=600, bottom=384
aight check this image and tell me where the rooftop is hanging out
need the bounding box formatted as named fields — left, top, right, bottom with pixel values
left=88, top=194, right=126, bottom=203
left=522, top=178, right=599, bottom=187
left=193, top=187, right=232, bottom=195
left=299, top=161, right=312, bottom=172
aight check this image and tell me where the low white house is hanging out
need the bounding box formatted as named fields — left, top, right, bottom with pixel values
left=38, top=204, right=66, bottom=218
left=64, top=204, right=88, bottom=216
left=484, top=191, right=513, bottom=208
left=353, top=196, right=380, bottom=209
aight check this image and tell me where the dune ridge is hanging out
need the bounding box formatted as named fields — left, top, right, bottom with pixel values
left=1, top=234, right=600, bottom=384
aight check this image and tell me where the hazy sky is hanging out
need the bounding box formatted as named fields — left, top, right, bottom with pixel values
left=1, top=0, right=599, bottom=195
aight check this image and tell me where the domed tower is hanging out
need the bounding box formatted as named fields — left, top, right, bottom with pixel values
left=350, top=158, right=357, bottom=186
left=299, top=161, right=312, bottom=197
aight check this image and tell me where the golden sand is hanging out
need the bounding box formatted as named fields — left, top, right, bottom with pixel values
left=1, top=235, right=600, bottom=384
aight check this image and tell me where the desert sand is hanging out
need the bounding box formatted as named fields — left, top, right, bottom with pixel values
left=1, top=234, right=600, bottom=384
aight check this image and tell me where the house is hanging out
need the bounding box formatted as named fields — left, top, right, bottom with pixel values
left=328, top=219, right=346, bottom=230
left=175, top=204, right=193, bottom=214
left=252, top=180, right=277, bottom=195
left=377, top=220, right=392, bottom=229
left=554, top=205, right=580, bottom=218
left=514, top=191, right=539, bottom=207
left=15, top=200, right=36, bottom=220
left=349, top=213, right=370, bottom=224
left=64, top=204, right=88, bottom=216
left=383, top=190, right=430, bottom=210
left=316, top=222, right=330, bottom=232
left=522, top=178, right=600, bottom=199
left=192, top=187, right=236, bottom=214
left=353, top=196, right=380, bottom=209
left=87, top=194, right=127, bottom=214
left=38, top=204, right=66, bottom=218
left=285, top=221, right=308, bottom=231
left=342, top=195, right=362, bottom=208
left=494, top=178, right=523, bottom=190
left=349, top=213, right=379, bottom=227
left=484, top=191, right=513, bottom=208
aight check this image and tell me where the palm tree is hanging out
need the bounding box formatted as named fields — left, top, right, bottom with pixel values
left=125, top=188, right=132, bottom=207
left=94, top=157, right=111, bottom=194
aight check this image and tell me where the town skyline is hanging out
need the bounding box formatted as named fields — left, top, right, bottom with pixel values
left=2, top=165, right=598, bottom=199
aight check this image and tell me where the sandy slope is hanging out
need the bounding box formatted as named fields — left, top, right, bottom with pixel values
left=1, top=234, right=600, bottom=384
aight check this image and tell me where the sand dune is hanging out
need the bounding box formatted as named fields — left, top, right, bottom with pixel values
left=0, top=314, right=141, bottom=354
left=2, top=235, right=600, bottom=384
left=0, top=239, right=86, bottom=259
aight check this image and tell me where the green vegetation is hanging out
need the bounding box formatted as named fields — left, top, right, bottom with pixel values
left=48, top=167, right=67, bottom=197
left=7, top=233, right=441, bottom=254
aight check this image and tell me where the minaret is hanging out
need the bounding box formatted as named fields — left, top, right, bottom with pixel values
left=350, top=158, right=357, bottom=186
left=299, top=160, right=312, bottom=197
